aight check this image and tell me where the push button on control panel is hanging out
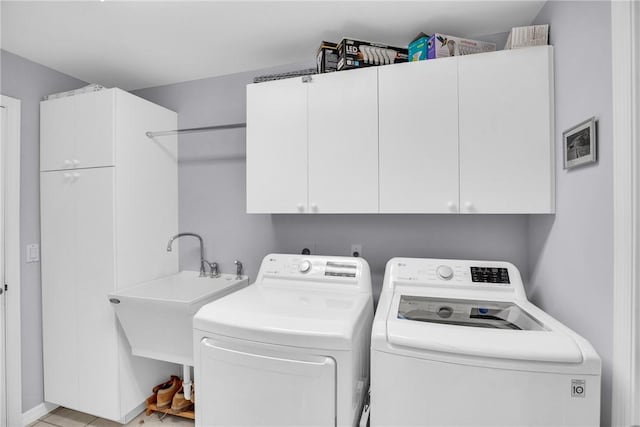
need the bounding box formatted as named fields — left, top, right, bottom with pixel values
left=299, top=260, right=312, bottom=273
left=436, top=265, right=454, bottom=280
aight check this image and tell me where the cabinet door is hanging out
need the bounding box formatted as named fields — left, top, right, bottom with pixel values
left=41, top=96, right=75, bottom=171
left=308, top=68, right=379, bottom=213
left=41, top=91, right=115, bottom=171
left=379, top=58, right=460, bottom=213
left=41, top=170, right=79, bottom=407
left=458, top=46, right=554, bottom=213
left=73, top=167, right=118, bottom=418
left=246, top=79, right=308, bottom=213
left=73, top=90, right=115, bottom=169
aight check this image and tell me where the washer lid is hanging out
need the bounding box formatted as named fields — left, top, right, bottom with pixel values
left=194, top=283, right=372, bottom=351
left=387, top=295, right=583, bottom=363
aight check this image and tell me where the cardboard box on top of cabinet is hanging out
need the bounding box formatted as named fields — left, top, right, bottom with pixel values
left=427, top=33, right=496, bottom=59
left=317, top=41, right=339, bottom=74
left=408, top=32, right=430, bottom=62
left=337, top=38, right=408, bottom=71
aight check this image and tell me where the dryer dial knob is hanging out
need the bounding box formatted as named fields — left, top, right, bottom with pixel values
left=437, top=306, right=453, bottom=319
left=299, top=260, right=312, bottom=273
left=437, top=265, right=454, bottom=280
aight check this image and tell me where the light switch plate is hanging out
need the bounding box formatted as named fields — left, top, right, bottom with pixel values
left=26, top=244, right=40, bottom=263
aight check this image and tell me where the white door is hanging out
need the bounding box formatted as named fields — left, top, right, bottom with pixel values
left=199, top=338, right=336, bottom=427
left=246, top=79, right=308, bottom=213
left=308, top=68, right=379, bottom=213
left=0, top=105, right=6, bottom=427
left=379, top=58, right=460, bottom=213
left=40, top=170, right=79, bottom=408
left=458, top=46, right=554, bottom=213
left=73, top=167, right=118, bottom=419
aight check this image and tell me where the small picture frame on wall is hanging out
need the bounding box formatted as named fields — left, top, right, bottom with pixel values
left=563, top=117, right=597, bottom=169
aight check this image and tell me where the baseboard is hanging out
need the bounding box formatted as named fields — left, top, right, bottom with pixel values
left=22, top=402, right=58, bottom=426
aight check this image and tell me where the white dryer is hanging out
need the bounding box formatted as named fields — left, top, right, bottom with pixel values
left=194, top=254, right=374, bottom=427
left=371, top=258, right=601, bottom=427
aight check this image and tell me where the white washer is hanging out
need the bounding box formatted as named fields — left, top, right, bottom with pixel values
left=371, top=258, right=601, bottom=427
left=194, top=254, right=373, bottom=427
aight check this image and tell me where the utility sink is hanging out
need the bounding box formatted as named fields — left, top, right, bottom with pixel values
left=109, top=271, right=249, bottom=365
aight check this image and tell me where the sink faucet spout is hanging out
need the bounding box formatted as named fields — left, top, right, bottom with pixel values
left=167, top=233, right=207, bottom=277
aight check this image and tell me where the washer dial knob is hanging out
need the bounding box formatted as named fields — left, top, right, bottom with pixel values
left=437, top=265, right=454, bottom=280
left=299, top=260, right=312, bottom=273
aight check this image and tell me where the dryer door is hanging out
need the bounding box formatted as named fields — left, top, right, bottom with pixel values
left=199, top=338, right=336, bottom=426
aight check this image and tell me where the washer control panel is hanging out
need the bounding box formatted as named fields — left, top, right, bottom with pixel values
left=392, top=258, right=518, bottom=290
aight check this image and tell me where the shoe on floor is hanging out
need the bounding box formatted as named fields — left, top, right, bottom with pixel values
left=170, top=385, right=194, bottom=413
left=152, top=375, right=179, bottom=394
left=156, top=376, right=182, bottom=410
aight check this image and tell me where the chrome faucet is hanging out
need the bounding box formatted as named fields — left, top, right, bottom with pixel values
left=207, top=261, right=220, bottom=278
left=166, top=233, right=208, bottom=277
left=234, top=260, right=243, bottom=279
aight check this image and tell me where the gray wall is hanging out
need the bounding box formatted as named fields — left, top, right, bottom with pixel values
left=528, top=2, right=613, bottom=425
left=0, top=50, right=86, bottom=412
left=133, top=63, right=531, bottom=302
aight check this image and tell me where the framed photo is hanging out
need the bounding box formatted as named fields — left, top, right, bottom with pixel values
left=563, top=117, right=597, bottom=169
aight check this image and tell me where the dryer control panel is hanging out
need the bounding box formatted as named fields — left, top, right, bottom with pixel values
left=257, top=254, right=373, bottom=293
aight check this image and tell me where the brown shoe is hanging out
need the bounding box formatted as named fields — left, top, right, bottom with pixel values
left=152, top=375, right=179, bottom=394
left=156, top=376, right=182, bottom=410
left=170, top=385, right=193, bottom=413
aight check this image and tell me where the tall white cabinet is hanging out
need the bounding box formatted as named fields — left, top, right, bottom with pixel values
left=40, top=89, right=179, bottom=423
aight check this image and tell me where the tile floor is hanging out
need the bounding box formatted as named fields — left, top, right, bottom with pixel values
left=30, top=406, right=194, bottom=427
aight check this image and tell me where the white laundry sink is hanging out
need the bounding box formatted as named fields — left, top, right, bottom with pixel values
left=109, top=271, right=249, bottom=365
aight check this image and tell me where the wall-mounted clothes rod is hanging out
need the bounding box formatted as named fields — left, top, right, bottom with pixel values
left=145, top=122, right=246, bottom=138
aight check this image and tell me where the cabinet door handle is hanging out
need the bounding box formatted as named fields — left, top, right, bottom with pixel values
left=63, top=173, right=72, bottom=180
left=64, top=160, right=72, bottom=168
left=465, top=201, right=473, bottom=211
left=72, top=173, right=80, bottom=180
left=310, top=203, right=318, bottom=212
left=72, top=159, right=80, bottom=167
left=447, top=201, right=456, bottom=211
left=297, top=204, right=304, bottom=213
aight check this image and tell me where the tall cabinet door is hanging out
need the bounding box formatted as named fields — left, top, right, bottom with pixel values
left=246, top=79, right=308, bottom=213
left=73, top=167, right=118, bottom=419
left=73, top=91, right=115, bottom=169
left=308, top=68, right=379, bottom=213
left=41, top=96, right=75, bottom=171
left=379, top=58, right=460, bottom=213
left=41, top=170, right=79, bottom=407
left=458, top=46, right=554, bottom=213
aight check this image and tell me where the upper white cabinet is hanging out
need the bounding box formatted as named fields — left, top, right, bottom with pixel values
left=379, top=57, right=460, bottom=213
left=458, top=46, right=554, bottom=213
left=246, top=78, right=308, bottom=213
left=246, top=46, right=554, bottom=214
left=40, top=88, right=179, bottom=423
left=41, top=90, right=115, bottom=171
left=246, top=68, right=378, bottom=213
left=308, top=68, right=378, bottom=213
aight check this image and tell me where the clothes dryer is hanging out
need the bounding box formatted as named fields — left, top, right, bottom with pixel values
left=194, top=254, right=373, bottom=426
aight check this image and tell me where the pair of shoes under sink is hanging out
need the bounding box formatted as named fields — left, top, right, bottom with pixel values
left=154, top=376, right=194, bottom=413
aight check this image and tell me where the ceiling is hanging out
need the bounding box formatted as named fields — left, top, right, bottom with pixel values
left=1, top=1, right=546, bottom=90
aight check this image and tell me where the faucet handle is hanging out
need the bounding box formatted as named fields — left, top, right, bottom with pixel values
left=207, top=261, right=220, bottom=278
left=234, top=260, right=243, bottom=279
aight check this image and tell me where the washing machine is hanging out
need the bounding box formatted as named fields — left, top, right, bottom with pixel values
left=371, top=257, right=601, bottom=427
left=194, top=253, right=374, bottom=427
